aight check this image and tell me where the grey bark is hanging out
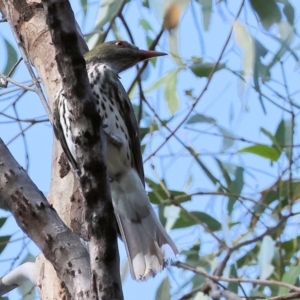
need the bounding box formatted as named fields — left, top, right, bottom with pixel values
left=0, top=138, right=91, bottom=299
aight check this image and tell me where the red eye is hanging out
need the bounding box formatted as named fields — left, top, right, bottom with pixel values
left=116, top=41, right=123, bottom=46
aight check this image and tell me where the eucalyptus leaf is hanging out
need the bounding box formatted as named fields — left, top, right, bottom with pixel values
left=190, top=62, right=225, bottom=78
left=173, top=210, right=221, bottom=231
left=197, top=0, right=212, bottom=31
left=3, top=39, right=18, bottom=76
left=238, top=144, right=280, bottom=161
left=250, top=0, right=281, bottom=30
left=156, top=277, right=171, bottom=300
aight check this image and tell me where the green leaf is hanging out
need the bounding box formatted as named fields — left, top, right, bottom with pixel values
left=197, top=0, right=212, bottom=31
left=139, top=19, right=152, bottom=31
left=275, top=119, right=293, bottom=159
left=283, top=2, right=294, bottom=25
left=187, top=113, right=216, bottom=124
left=250, top=0, right=281, bottom=30
left=238, top=144, right=280, bottom=161
left=181, top=241, right=201, bottom=266
left=88, top=0, right=123, bottom=46
left=3, top=39, right=18, bottom=76
left=0, top=235, right=10, bottom=253
left=80, top=0, right=87, bottom=15
left=173, top=211, right=221, bottom=231
left=142, top=0, right=150, bottom=8
left=0, top=218, right=7, bottom=229
left=258, top=236, right=275, bottom=280
left=146, top=178, right=190, bottom=205
left=190, top=62, right=225, bottom=78
left=260, top=127, right=282, bottom=152
left=156, top=277, right=171, bottom=300
left=145, top=69, right=181, bottom=115
left=95, top=0, right=123, bottom=28
left=168, top=27, right=184, bottom=66
left=139, top=121, right=159, bottom=141
left=228, top=167, right=244, bottom=213
left=218, top=126, right=235, bottom=151
left=227, top=265, right=238, bottom=293
left=278, top=262, right=300, bottom=295
left=215, top=159, right=232, bottom=188
left=164, top=69, right=180, bottom=115
left=233, top=22, right=254, bottom=79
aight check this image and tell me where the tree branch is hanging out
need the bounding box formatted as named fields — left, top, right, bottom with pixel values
left=41, top=0, right=123, bottom=299
left=0, top=138, right=91, bottom=298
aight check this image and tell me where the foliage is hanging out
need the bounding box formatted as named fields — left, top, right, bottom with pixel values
left=1, top=0, right=300, bottom=299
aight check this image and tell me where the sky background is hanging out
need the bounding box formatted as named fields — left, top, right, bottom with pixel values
left=0, top=0, right=300, bottom=299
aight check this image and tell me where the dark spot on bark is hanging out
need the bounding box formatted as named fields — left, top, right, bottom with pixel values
left=58, top=152, right=70, bottom=178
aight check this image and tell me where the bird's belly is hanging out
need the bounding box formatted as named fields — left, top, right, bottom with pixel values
left=100, top=102, right=132, bottom=178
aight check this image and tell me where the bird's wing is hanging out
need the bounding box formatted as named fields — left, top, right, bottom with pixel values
left=105, top=69, right=145, bottom=184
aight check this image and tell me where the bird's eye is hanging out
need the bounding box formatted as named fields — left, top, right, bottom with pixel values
left=116, top=41, right=123, bottom=47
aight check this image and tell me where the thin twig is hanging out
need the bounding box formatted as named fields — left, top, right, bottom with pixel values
left=3, top=0, right=52, bottom=124
left=143, top=0, right=246, bottom=162
left=172, top=261, right=300, bottom=292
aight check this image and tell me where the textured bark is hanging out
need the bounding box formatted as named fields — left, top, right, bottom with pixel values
left=41, top=1, right=123, bottom=299
left=0, top=139, right=91, bottom=299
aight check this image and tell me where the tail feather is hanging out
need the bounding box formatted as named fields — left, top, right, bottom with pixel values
left=111, top=169, right=178, bottom=280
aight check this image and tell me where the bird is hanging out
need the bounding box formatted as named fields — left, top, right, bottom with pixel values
left=57, top=40, right=178, bottom=280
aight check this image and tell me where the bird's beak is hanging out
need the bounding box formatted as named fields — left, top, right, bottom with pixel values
left=137, top=49, right=167, bottom=61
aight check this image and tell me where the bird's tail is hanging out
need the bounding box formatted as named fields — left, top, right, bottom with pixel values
left=110, top=169, right=178, bottom=280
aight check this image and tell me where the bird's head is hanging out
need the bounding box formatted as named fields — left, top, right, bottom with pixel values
left=84, top=40, right=167, bottom=73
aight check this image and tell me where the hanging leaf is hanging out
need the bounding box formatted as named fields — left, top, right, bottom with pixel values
left=238, top=144, right=280, bottom=161
left=139, top=19, right=152, bottom=31
left=283, top=2, right=295, bottom=25
left=156, top=277, right=171, bottom=300
left=0, top=217, right=7, bottom=228
left=197, top=0, right=212, bottom=31
left=233, top=22, right=254, bottom=79
left=258, top=236, right=275, bottom=280
left=146, top=178, right=190, bottom=205
left=87, top=0, right=124, bottom=48
left=190, top=62, right=225, bottom=78
left=80, top=0, right=87, bottom=16
left=0, top=235, right=10, bottom=253
left=278, top=262, right=300, bottom=295
left=227, top=167, right=244, bottom=213
left=168, top=27, right=184, bottom=66
left=275, top=119, right=293, bottom=159
left=187, top=113, right=216, bottom=124
left=250, top=0, right=281, bottom=30
left=3, top=39, right=18, bottom=76
left=145, top=69, right=181, bottom=115
left=227, top=265, right=238, bottom=293
left=164, top=69, right=180, bottom=114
